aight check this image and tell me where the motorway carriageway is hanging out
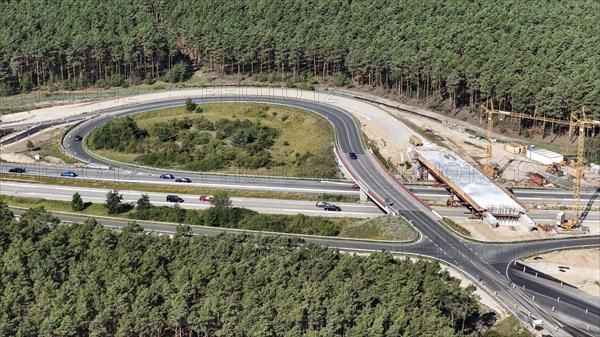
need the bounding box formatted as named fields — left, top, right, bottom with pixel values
left=1, top=181, right=598, bottom=226
left=1, top=161, right=598, bottom=205
left=7, top=207, right=599, bottom=337
left=2, top=94, right=599, bottom=336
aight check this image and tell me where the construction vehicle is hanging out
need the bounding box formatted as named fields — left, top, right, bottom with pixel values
left=560, top=157, right=577, bottom=167
left=481, top=101, right=599, bottom=230
left=546, top=162, right=564, bottom=176
left=409, top=135, right=423, bottom=146
left=495, top=159, right=516, bottom=177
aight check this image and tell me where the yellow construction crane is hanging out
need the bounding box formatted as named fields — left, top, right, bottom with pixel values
left=481, top=99, right=509, bottom=176
left=563, top=108, right=600, bottom=229
left=481, top=102, right=599, bottom=230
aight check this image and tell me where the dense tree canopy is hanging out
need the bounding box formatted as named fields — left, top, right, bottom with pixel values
left=0, top=203, right=498, bottom=336
left=0, top=0, right=597, bottom=119
left=89, top=114, right=280, bottom=170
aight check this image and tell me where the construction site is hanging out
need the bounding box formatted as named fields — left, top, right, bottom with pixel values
left=414, top=150, right=535, bottom=230
left=368, top=98, right=600, bottom=238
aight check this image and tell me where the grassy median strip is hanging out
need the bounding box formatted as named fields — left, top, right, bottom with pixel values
left=0, top=195, right=351, bottom=236
left=0, top=174, right=359, bottom=203
left=2, top=195, right=109, bottom=216
left=440, top=217, right=471, bottom=237
left=0, top=195, right=417, bottom=241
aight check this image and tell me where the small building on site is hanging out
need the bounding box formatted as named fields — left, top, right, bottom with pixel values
left=505, top=143, right=525, bottom=154
left=526, top=148, right=563, bottom=165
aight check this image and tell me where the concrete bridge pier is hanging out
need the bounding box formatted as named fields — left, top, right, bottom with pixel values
left=360, top=189, right=370, bottom=202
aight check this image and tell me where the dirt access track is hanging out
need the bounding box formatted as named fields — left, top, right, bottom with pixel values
left=2, top=87, right=420, bottom=146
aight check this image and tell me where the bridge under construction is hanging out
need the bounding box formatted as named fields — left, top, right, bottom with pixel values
left=415, top=150, right=536, bottom=229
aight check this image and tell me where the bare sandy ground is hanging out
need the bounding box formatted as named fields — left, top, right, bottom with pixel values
left=523, top=248, right=600, bottom=297
left=336, top=89, right=600, bottom=186
left=0, top=125, right=68, bottom=164
left=441, top=209, right=599, bottom=241
left=2, top=87, right=596, bottom=241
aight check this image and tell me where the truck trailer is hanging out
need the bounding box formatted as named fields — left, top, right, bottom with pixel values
left=409, top=135, right=423, bottom=146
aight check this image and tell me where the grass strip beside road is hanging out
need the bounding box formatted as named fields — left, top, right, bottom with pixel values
left=2, top=195, right=108, bottom=217
left=371, top=146, right=391, bottom=171
left=487, top=316, right=533, bottom=337
left=40, top=136, right=79, bottom=164
left=440, top=217, right=472, bottom=237
left=340, top=215, right=417, bottom=241
left=0, top=174, right=359, bottom=203
left=0, top=195, right=417, bottom=241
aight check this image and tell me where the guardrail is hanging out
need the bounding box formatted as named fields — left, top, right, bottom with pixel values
left=367, top=148, right=440, bottom=219
left=334, top=146, right=405, bottom=221
left=8, top=206, right=419, bottom=245
left=64, top=103, right=351, bottom=183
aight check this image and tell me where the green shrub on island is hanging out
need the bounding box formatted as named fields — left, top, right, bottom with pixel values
left=89, top=115, right=280, bottom=170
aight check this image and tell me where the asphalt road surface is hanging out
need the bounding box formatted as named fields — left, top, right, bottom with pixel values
left=3, top=181, right=597, bottom=226
left=2, top=161, right=598, bottom=204
left=0, top=181, right=382, bottom=218
left=1, top=94, right=599, bottom=336
left=0, top=161, right=357, bottom=195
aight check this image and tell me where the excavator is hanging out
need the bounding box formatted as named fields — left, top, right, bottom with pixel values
left=491, top=158, right=528, bottom=181
left=546, top=162, right=564, bottom=176
left=494, top=159, right=514, bottom=178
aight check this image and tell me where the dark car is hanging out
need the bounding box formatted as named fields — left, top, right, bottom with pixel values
left=166, top=195, right=184, bottom=203
left=175, top=178, right=192, bottom=183
left=349, top=152, right=358, bottom=160
left=61, top=171, right=77, bottom=177
left=74, top=135, right=83, bottom=141
left=324, top=204, right=341, bottom=211
left=160, top=174, right=175, bottom=179
left=8, top=167, right=25, bottom=173
left=315, top=201, right=330, bottom=208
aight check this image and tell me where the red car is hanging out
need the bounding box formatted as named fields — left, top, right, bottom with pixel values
left=199, top=195, right=213, bottom=202
left=351, top=184, right=360, bottom=190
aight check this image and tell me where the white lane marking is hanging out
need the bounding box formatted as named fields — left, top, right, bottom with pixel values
left=2, top=187, right=381, bottom=217
left=3, top=175, right=357, bottom=195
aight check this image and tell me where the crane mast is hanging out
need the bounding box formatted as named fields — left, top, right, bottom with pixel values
left=482, top=103, right=598, bottom=230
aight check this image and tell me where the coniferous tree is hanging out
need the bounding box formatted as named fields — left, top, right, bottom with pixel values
left=104, top=190, right=125, bottom=214
left=136, top=194, right=152, bottom=211
left=185, top=98, right=197, bottom=112
left=71, top=192, right=85, bottom=211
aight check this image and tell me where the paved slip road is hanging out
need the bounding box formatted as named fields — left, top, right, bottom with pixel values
left=2, top=94, right=599, bottom=336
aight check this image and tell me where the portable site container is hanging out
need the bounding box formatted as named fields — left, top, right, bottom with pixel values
left=526, top=148, right=563, bottom=165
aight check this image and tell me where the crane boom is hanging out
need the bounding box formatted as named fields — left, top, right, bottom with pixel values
left=481, top=103, right=598, bottom=230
